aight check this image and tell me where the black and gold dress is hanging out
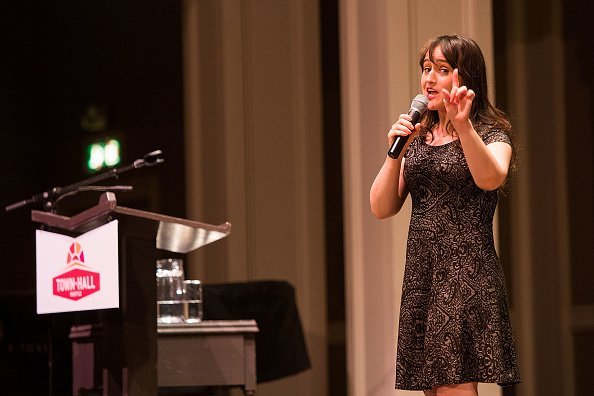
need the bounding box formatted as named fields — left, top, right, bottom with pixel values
left=395, top=128, right=521, bottom=390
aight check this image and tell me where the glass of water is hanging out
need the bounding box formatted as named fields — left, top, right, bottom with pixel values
left=182, top=280, right=203, bottom=323
left=156, top=258, right=185, bottom=324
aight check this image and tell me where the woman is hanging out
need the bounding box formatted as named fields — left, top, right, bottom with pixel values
left=370, top=35, right=521, bottom=395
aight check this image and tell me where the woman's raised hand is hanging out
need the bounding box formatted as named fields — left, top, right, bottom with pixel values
left=441, top=69, right=475, bottom=129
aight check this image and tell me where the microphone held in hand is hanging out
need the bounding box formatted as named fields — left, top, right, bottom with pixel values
left=387, top=94, right=429, bottom=159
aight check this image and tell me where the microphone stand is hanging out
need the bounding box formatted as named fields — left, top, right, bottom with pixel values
left=5, top=149, right=164, bottom=213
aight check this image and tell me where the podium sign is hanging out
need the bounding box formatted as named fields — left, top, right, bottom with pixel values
left=36, top=220, right=119, bottom=314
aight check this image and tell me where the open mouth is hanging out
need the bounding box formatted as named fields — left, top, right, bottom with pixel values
left=426, top=88, right=439, bottom=99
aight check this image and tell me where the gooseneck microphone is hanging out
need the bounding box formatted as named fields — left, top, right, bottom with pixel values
left=387, top=94, right=429, bottom=159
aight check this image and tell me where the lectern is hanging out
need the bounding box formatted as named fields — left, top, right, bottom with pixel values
left=31, top=192, right=232, bottom=395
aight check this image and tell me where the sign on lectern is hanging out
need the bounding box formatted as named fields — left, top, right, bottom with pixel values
left=36, top=220, right=120, bottom=314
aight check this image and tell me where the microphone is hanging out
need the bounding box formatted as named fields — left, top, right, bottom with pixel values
left=387, top=94, right=429, bottom=159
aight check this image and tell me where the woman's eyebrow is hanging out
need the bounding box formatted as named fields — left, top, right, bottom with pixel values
left=423, top=57, right=449, bottom=65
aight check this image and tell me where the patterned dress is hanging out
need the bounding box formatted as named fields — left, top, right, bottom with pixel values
left=395, top=128, right=521, bottom=390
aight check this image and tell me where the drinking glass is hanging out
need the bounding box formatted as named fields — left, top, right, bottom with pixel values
left=156, top=258, right=185, bottom=324
left=182, top=280, right=203, bottom=323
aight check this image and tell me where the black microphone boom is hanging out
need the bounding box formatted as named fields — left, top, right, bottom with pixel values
left=387, top=94, right=429, bottom=159
left=4, top=149, right=165, bottom=212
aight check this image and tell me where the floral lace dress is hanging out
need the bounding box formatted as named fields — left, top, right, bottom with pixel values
left=395, top=128, right=521, bottom=390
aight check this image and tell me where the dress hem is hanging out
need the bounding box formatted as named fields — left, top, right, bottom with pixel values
left=395, top=378, right=521, bottom=391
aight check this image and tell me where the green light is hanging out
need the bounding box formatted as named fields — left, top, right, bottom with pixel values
left=88, top=144, right=104, bottom=171
left=104, top=140, right=121, bottom=166
left=86, top=139, right=121, bottom=172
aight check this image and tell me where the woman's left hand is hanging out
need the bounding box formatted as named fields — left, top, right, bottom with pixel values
left=441, top=69, right=475, bottom=130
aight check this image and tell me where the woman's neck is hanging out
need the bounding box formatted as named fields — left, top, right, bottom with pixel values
left=427, top=112, right=457, bottom=145
left=434, top=111, right=449, bottom=136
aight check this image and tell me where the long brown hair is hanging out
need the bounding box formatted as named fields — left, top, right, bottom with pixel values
left=418, top=34, right=517, bottom=173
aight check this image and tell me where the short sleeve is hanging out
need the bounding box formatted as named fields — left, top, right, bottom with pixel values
left=482, top=128, right=511, bottom=146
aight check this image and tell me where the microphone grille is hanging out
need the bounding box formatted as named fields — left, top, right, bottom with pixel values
left=411, top=94, right=429, bottom=113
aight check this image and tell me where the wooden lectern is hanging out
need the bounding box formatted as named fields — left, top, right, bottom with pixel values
left=31, top=192, right=233, bottom=395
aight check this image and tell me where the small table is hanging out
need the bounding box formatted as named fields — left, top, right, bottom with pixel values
left=157, top=320, right=259, bottom=396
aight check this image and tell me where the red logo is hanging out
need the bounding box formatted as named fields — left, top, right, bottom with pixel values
left=53, top=242, right=101, bottom=301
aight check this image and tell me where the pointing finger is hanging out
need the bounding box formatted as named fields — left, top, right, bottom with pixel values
left=457, top=86, right=468, bottom=101
left=450, top=85, right=459, bottom=104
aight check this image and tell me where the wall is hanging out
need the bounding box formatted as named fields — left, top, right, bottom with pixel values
left=497, top=0, right=594, bottom=394
left=339, top=1, right=501, bottom=395
left=182, top=0, right=327, bottom=395
left=180, top=0, right=594, bottom=394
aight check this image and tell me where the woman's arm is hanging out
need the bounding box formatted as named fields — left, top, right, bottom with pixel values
left=442, top=70, right=512, bottom=190
left=370, top=156, right=409, bottom=218
left=455, top=123, right=512, bottom=190
left=370, top=115, right=418, bottom=218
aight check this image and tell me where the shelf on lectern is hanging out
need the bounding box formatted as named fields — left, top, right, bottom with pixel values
left=112, top=205, right=231, bottom=254
left=157, top=221, right=229, bottom=253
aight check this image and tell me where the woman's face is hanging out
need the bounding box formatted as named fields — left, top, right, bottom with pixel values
left=421, top=46, right=455, bottom=112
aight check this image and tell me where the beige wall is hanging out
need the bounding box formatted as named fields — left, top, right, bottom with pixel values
left=181, top=0, right=592, bottom=395
left=182, top=0, right=327, bottom=395
left=501, top=0, right=575, bottom=394
left=339, top=1, right=500, bottom=395
left=341, top=0, right=594, bottom=394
